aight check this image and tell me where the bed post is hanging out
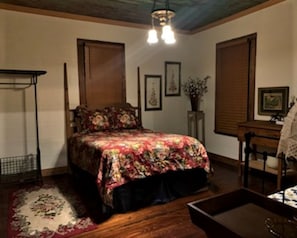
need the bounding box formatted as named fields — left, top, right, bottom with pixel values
left=64, top=62, right=71, bottom=139
left=137, top=66, right=142, bottom=127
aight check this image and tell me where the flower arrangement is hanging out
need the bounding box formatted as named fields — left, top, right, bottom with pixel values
left=182, top=75, right=210, bottom=111
left=182, top=76, right=209, bottom=98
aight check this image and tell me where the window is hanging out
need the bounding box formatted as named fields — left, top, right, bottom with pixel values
left=215, top=33, right=256, bottom=136
left=77, top=39, right=126, bottom=109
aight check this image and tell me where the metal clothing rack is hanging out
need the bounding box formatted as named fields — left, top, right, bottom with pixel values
left=0, top=69, right=46, bottom=184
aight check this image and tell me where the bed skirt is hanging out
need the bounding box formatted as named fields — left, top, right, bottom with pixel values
left=112, top=168, right=208, bottom=212
left=70, top=164, right=208, bottom=215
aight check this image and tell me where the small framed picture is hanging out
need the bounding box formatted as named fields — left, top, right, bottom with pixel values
left=258, top=87, right=289, bottom=116
left=165, top=61, right=181, bottom=96
left=145, top=75, right=162, bottom=111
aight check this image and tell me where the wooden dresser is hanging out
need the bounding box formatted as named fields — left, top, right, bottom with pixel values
left=237, top=120, right=282, bottom=189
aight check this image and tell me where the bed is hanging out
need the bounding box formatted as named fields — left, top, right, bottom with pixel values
left=64, top=64, right=210, bottom=214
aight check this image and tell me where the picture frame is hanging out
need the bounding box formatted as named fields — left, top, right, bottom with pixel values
left=165, top=61, right=181, bottom=96
left=145, top=75, right=162, bottom=111
left=258, top=86, right=289, bottom=116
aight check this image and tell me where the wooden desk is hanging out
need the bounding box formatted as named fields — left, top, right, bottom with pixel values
left=237, top=120, right=282, bottom=189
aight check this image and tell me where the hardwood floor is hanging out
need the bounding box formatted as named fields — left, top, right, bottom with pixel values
left=0, top=161, right=285, bottom=238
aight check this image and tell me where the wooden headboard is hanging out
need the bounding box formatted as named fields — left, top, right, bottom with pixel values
left=63, top=63, right=142, bottom=139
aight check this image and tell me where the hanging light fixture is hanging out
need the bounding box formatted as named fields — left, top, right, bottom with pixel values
left=147, top=0, right=176, bottom=45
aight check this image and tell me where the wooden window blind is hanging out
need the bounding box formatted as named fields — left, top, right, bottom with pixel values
left=215, top=34, right=256, bottom=136
left=77, top=39, right=126, bottom=109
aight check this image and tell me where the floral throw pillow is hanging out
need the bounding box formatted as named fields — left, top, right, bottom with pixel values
left=86, top=110, right=110, bottom=132
left=75, top=105, right=89, bottom=132
left=105, top=107, right=140, bottom=129
left=75, top=105, right=110, bottom=132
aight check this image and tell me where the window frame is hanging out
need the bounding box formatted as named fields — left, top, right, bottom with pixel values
left=215, top=33, right=256, bottom=136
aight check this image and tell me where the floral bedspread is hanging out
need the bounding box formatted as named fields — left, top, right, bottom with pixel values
left=69, top=129, right=210, bottom=207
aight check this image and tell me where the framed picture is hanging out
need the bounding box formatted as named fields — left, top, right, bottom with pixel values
left=165, top=61, right=181, bottom=96
left=145, top=75, right=162, bottom=111
left=258, top=87, right=289, bottom=116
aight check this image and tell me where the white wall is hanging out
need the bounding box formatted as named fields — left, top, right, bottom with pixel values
left=293, top=0, right=297, bottom=95
left=0, top=0, right=296, bottom=170
left=0, top=9, right=194, bottom=170
left=191, top=0, right=297, bottom=160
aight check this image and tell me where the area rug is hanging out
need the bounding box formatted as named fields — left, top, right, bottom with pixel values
left=8, top=184, right=97, bottom=237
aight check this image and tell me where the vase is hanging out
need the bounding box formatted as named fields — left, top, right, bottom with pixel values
left=190, top=95, right=200, bottom=111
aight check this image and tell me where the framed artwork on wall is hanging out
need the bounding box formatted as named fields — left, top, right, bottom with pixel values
left=145, top=75, right=162, bottom=111
left=258, top=86, right=289, bottom=116
left=165, top=61, right=181, bottom=96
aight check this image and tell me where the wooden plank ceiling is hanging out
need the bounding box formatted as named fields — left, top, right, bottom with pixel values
left=0, top=0, right=284, bottom=33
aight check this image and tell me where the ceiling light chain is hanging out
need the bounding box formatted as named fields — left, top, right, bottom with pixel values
left=147, top=0, right=176, bottom=45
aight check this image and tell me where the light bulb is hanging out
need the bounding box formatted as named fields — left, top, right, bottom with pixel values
left=161, top=25, right=176, bottom=44
left=147, top=29, right=158, bottom=44
left=161, top=25, right=172, bottom=40
left=164, top=31, right=176, bottom=44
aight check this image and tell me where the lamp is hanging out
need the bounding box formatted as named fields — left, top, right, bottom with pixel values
left=147, top=0, right=176, bottom=45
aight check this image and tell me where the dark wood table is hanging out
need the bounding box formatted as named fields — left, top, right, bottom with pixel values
left=237, top=120, right=282, bottom=189
left=188, top=188, right=297, bottom=238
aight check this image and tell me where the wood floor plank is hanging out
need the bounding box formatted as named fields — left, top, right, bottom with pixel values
left=1, top=161, right=282, bottom=238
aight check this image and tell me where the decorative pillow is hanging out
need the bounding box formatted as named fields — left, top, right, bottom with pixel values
left=85, top=110, right=110, bottom=132
left=75, top=105, right=110, bottom=132
left=104, top=106, right=141, bottom=129
left=75, top=105, right=89, bottom=132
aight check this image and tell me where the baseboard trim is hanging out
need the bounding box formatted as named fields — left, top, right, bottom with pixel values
left=41, top=166, right=69, bottom=177
left=208, top=152, right=238, bottom=168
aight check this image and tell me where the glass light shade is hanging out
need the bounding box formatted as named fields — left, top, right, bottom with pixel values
left=164, top=31, right=176, bottom=44
left=161, top=25, right=176, bottom=44
left=147, top=29, right=158, bottom=44
left=161, top=25, right=172, bottom=40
